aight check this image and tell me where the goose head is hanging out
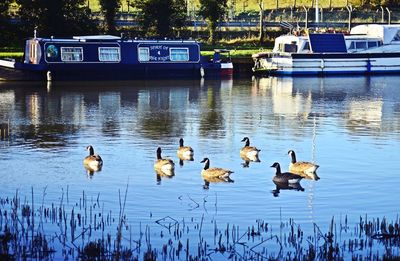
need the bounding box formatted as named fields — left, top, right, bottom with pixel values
left=200, top=158, right=210, bottom=170
left=287, top=150, right=297, bottom=163
left=179, top=138, right=184, bottom=147
left=86, top=145, right=95, bottom=156
left=156, top=147, right=162, bottom=159
left=241, top=137, right=250, bottom=146
left=270, top=162, right=282, bottom=174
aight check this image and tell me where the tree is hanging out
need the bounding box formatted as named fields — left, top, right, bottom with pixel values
left=133, top=0, right=187, bottom=37
left=198, top=0, right=228, bottom=44
left=99, top=0, right=121, bottom=34
left=381, top=0, right=400, bottom=7
left=0, top=0, right=12, bottom=46
left=16, top=0, right=98, bottom=37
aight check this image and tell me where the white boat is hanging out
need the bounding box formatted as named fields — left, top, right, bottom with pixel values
left=252, top=24, right=400, bottom=76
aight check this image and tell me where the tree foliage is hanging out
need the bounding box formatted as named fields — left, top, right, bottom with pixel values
left=16, top=0, right=98, bottom=37
left=0, top=0, right=13, bottom=46
left=99, top=0, right=121, bottom=34
left=381, top=0, right=400, bottom=7
left=198, top=0, right=228, bottom=44
left=133, top=0, right=187, bottom=37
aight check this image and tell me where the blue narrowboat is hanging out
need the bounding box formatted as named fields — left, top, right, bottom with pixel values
left=0, top=34, right=233, bottom=81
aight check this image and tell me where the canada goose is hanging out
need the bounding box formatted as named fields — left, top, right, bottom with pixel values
left=240, top=137, right=260, bottom=162
left=200, top=158, right=233, bottom=181
left=288, top=150, right=320, bottom=179
left=177, top=138, right=194, bottom=164
left=154, top=147, right=175, bottom=176
left=83, top=145, right=103, bottom=171
left=270, top=162, right=303, bottom=184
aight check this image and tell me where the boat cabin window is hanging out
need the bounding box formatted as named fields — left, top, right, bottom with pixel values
left=348, top=40, right=382, bottom=51
left=278, top=42, right=297, bottom=53
left=355, top=42, right=367, bottom=49
left=170, top=48, right=189, bottom=61
left=138, top=47, right=149, bottom=61
left=302, top=42, right=310, bottom=52
left=99, top=47, right=120, bottom=62
left=393, top=30, right=400, bottom=41
left=61, top=47, right=83, bottom=62
left=368, top=42, right=377, bottom=48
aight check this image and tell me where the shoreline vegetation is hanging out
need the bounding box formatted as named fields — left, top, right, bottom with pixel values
left=3, top=1, right=399, bottom=60
left=0, top=189, right=399, bottom=260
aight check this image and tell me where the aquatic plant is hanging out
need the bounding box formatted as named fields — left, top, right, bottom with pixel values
left=0, top=189, right=399, bottom=260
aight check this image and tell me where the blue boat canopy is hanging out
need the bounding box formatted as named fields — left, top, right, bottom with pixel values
left=309, top=33, right=347, bottom=53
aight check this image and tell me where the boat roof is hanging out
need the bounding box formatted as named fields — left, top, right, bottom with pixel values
left=73, top=35, right=121, bottom=41
left=32, top=36, right=200, bottom=44
left=350, top=24, right=400, bottom=44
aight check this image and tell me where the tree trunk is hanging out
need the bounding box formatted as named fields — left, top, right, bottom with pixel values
left=259, top=0, right=264, bottom=45
left=208, top=20, right=216, bottom=44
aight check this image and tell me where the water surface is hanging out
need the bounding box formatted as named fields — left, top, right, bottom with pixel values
left=0, top=76, right=399, bottom=256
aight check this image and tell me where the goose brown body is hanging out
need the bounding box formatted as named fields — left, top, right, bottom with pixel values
left=200, top=158, right=233, bottom=181
left=83, top=145, right=103, bottom=171
left=154, top=147, right=175, bottom=176
left=288, top=150, right=320, bottom=180
left=240, top=137, right=260, bottom=161
left=177, top=138, right=194, bottom=160
left=270, top=162, right=303, bottom=184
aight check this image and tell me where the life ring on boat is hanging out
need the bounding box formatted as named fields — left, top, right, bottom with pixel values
left=200, top=67, right=205, bottom=78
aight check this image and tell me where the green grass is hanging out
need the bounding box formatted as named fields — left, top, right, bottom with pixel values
left=0, top=52, right=23, bottom=59
left=202, top=48, right=267, bottom=58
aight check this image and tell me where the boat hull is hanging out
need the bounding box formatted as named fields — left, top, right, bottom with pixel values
left=0, top=60, right=233, bottom=81
left=253, top=53, right=400, bottom=76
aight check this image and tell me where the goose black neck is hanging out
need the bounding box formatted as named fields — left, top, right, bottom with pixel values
left=179, top=138, right=184, bottom=147
left=157, top=149, right=162, bottom=160
left=203, top=160, right=210, bottom=170
left=275, top=164, right=282, bottom=175
left=89, top=147, right=94, bottom=156
left=290, top=151, right=297, bottom=163
left=245, top=139, right=250, bottom=147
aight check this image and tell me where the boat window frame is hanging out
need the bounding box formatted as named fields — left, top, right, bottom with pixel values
left=138, top=47, right=150, bottom=62
left=169, top=47, right=189, bottom=62
left=98, top=47, right=121, bottom=62
left=61, top=47, right=84, bottom=62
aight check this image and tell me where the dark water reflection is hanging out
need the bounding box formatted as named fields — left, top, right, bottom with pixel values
left=1, top=76, right=400, bottom=244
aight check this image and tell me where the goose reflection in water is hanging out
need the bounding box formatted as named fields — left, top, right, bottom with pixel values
left=240, top=155, right=261, bottom=168
left=84, top=165, right=102, bottom=178
left=156, top=170, right=175, bottom=185
left=202, top=176, right=234, bottom=190
left=271, top=180, right=305, bottom=197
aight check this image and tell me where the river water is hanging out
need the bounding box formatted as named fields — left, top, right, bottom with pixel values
left=0, top=76, right=399, bottom=258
